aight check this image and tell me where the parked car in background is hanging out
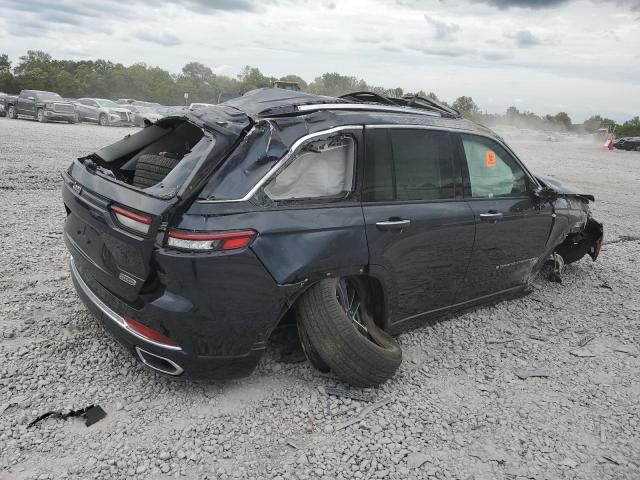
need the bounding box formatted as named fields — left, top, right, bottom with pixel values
left=0, top=92, right=7, bottom=117
left=614, top=137, right=640, bottom=151
left=5, top=90, right=77, bottom=123
left=116, top=99, right=161, bottom=108
left=129, top=105, right=165, bottom=127
left=62, top=88, right=603, bottom=387
left=217, top=92, right=242, bottom=103
left=189, top=103, right=215, bottom=110
left=273, top=80, right=301, bottom=91
left=75, top=98, right=135, bottom=126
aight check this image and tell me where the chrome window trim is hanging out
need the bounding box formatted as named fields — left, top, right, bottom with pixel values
left=297, top=103, right=440, bottom=117
left=70, top=257, right=182, bottom=351
left=197, top=125, right=363, bottom=204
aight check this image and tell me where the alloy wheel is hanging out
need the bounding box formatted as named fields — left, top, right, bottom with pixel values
left=336, top=278, right=368, bottom=337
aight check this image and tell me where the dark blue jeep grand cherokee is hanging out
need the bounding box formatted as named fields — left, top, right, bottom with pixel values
left=62, top=89, right=603, bottom=386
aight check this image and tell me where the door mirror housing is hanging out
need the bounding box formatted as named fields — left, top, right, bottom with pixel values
left=532, top=186, right=558, bottom=202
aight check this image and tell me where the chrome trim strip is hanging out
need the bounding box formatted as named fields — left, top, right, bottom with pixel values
left=197, top=125, right=363, bottom=204
left=297, top=103, right=440, bottom=117
left=70, top=257, right=182, bottom=351
left=136, top=347, right=184, bottom=376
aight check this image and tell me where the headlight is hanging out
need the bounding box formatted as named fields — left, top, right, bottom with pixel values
left=45, top=103, right=54, bottom=109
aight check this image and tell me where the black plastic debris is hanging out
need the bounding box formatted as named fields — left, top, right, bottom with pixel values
left=28, top=405, right=106, bottom=428
left=325, top=386, right=377, bottom=403
left=514, top=369, right=549, bottom=380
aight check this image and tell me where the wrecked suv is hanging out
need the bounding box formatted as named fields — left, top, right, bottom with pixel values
left=62, top=89, right=603, bottom=387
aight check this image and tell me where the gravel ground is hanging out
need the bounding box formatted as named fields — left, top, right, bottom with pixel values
left=1, top=118, right=639, bottom=480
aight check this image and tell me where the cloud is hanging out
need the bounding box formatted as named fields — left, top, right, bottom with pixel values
left=483, top=51, right=511, bottom=60
left=474, top=0, right=640, bottom=8
left=133, top=31, right=183, bottom=47
left=506, top=29, right=542, bottom=47
left=167, top=0, right=260, bottom=12
left=475, top=0, right=568, bottom=8
left=410, top=44, right=475, bottom=57
left=423, top=14, right=460, bottom=41
left=6, top=21, right=49, bottom=38
left=353, top=34, right=393, bottom=44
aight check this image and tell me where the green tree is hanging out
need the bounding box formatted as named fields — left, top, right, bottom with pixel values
left=237, top=66, right=273, bottom=91
left=452, top=96, right=479, bottom=118
left=308, top=72, right=368, bottom=97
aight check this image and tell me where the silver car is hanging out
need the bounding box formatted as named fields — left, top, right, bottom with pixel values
left=75, top=98, right=135, bottom=126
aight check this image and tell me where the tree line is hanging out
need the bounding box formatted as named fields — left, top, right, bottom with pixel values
left=1, top=51, right=638, bottom=137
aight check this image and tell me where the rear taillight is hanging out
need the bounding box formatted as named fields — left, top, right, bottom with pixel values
left=124, top=315, right=179, bottom=348
left=110, top=205, right=152, bottom=235
left=166, top=229, right=257, bottom=252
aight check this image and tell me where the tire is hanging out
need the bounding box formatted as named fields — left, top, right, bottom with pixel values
left=297, top=319, right=330, bottom=373
left=37, top=109, right=46, bottom=123
left=99, top=113, right=108, bottom=126
left=8, top=105, right=17, bottom=119
left=296, top=277, right=402, bottom=387
left=132, top=154, right=181, bottom=188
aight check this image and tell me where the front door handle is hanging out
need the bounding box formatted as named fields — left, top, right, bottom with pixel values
left=479, top=212, right=504, bottom=223
left=376, top=219, right=411, bottom=230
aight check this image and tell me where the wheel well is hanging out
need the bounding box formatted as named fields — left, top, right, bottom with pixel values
left=273, top=274, right=387, bottom=335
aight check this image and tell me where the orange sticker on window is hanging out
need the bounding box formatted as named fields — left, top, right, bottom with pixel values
left=485, top=150, right=496, bottom=168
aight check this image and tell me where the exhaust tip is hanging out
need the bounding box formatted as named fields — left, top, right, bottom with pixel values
left=136, top=347, right=184, bottom=376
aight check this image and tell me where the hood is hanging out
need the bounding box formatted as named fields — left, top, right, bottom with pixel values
left=535, top=174, right=595, bottom=202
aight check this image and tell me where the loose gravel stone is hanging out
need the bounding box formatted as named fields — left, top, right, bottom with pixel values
left=1, top=119, right=639, bottom=479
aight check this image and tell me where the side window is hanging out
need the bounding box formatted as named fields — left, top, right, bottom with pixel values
left=363, top=128, right=456, bottom=202
left=262, top=134, right=355, bottom=202
left=461, top=134, right=530, bottom=198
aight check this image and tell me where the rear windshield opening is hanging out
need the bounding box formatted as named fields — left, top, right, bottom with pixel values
left=86, top=119, right=205, bottom=189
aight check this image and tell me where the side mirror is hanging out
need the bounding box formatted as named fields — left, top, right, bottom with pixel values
left=533, top=186, right=558, bottom=202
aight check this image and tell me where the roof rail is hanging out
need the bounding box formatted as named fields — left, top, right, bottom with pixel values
left=295, top=103, right=440, bottom=117
left=338, top=91, right=460, bottom=119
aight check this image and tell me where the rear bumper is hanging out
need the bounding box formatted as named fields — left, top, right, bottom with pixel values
left=69, top=256, right=267, bottom=380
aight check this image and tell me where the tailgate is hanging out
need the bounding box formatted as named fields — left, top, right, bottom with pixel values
left=62, top=169, right=177, bottom=302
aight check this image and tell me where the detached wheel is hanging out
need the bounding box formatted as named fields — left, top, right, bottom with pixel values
left=37, top=109, right=47, bottom=123
left=297, top=320, right=330, bottom=374
left=99, top=113, right=108, bottom=126
left=296, top=277, right=402, bottom=387
left=132, top=154, right=181, bottom=188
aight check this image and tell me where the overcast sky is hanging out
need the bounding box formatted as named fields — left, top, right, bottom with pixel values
left=0, top=0, right=638, bottom=122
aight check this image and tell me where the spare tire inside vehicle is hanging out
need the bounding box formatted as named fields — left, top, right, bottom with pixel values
left=296, top=277, right=402, bottom=387
left=132, top=154, right=181, bottom=188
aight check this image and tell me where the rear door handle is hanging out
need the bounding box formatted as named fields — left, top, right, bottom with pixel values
left=376, top=219, right=411, bottom=230
left=479, top=212, right=504, bottom=223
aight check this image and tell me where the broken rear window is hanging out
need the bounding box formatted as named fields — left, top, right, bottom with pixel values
left=262, top=134, right=355, bottom=202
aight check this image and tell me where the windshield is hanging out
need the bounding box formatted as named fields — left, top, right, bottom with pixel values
left=96, top=99, right=119, bottom=107
left=36, top=93, right=63, bottom=101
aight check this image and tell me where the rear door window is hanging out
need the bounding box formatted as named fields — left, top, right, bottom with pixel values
left=364, top=128, right=456, bottom=202
left=460, top=134, right=530, bottom=198
left=262, top=134, right=355, bottom=202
